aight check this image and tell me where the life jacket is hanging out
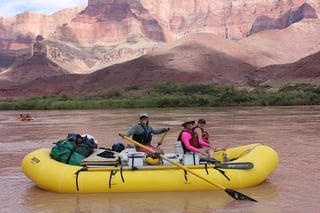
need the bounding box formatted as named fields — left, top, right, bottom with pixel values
left=203, top=131, right=209, bottom=143
left=177, top=129, right=200, bottom=153
left=132, top=124, right=152, bottom=146
left=193, top=126, right=209, bottom=143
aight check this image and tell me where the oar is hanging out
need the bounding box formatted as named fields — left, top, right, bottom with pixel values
left=215, top=162, right=254, bottom=170
left=157, top=129, right=169, bottom=147
left=120, top=135, right=257, bottom=202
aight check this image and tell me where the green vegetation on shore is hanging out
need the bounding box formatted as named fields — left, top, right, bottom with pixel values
left=0, top=83, right=319, bottom=110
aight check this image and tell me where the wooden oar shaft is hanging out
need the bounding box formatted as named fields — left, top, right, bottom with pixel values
left=157, top=130, right=168, bottom=147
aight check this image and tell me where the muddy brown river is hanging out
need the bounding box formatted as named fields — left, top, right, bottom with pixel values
left=0, top=106, right=319, bottom=212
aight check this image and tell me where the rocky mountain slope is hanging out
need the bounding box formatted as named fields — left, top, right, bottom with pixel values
left=1, top=32, right=319, bottom=98
left=0, top=0, right=319, bottom=98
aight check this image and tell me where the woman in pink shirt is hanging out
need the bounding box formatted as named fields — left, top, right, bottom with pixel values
left=177, top=118, right=214, bottom=161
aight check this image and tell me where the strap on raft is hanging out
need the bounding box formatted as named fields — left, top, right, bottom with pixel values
left=74, top=165, right=125, bottom=191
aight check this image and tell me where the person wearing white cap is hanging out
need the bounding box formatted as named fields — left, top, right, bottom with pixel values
left=120, top=113, right=169, bottom=158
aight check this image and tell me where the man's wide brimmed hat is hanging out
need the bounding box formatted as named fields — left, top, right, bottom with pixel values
left=182, top=118, right=195, bottom=126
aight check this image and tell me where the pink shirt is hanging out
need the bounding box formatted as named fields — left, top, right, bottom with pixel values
left=181, top=131, right=211, bottom=153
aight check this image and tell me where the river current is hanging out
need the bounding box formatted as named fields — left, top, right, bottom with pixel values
left=0, top=106, right=319, bottom=212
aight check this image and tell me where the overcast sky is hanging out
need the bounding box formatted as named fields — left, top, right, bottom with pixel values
left=0, top=0, right=88, bottom=18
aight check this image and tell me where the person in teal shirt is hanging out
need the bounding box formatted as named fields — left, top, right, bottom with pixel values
left=120, top=113, right=169, bottom=158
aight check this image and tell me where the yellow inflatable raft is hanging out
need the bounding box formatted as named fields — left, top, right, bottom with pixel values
left=21, top=143, right=278, bottom=193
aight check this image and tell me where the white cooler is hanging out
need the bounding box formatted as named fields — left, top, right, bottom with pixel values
left=183, top=153, right=200, bottom=165
left=127, top=152, right=146, bottom=167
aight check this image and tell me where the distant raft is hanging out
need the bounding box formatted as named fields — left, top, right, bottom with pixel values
left=18, top=114, right=32, bottom=121
left=21, top=143, right=279, bottom=193
left=19, top=117, right=32, bottom=121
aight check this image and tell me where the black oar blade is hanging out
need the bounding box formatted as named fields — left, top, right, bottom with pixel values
left=225, top=188, right=258, bottom=202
